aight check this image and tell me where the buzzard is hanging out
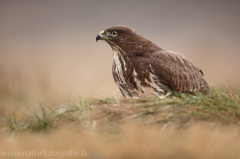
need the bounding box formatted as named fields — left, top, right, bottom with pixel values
left=96, top=25, right=210, bottom=98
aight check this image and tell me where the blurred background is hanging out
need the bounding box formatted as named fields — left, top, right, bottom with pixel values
left=0, top=0, right=240, bottom=107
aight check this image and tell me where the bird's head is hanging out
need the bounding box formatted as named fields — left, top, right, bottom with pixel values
left=96, top=25, right=136, bottom=44
left=96, top=25, right=161, bottom=55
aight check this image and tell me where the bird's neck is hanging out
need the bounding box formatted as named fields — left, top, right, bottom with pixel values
left=118, top=40, right=162, bottom=57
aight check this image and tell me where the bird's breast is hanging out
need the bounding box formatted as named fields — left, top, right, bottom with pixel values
left=112, top=50, right=127, bottom=83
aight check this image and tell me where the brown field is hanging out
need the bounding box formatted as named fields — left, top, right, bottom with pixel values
left=1, top=123, right=240, bottom=159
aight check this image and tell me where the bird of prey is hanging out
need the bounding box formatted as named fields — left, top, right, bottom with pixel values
left=96, top=25, right=210, bottom=98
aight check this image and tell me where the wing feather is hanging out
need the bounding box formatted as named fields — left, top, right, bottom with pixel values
left=150, top=50, right=210, bottom=94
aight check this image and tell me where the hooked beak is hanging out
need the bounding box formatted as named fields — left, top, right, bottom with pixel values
left=96, top=30, right=105, bottom=42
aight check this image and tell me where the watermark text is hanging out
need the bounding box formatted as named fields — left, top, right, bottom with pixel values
left=1, top=149, right=87, bottom=158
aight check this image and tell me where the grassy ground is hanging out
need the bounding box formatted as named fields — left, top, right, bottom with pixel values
left=1, top=87, right=240, bottom=159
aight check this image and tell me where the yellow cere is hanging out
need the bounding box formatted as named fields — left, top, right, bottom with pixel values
left=99, top=30, right=104, bottom=35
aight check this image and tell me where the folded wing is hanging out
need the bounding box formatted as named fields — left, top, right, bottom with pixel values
left=150, top=50, right=210, bottom=95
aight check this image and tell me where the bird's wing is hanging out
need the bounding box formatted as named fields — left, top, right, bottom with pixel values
left=150, top=50, right=210, bottom=94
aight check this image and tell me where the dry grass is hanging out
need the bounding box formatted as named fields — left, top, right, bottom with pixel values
left=0, top=88, right=240, bottom=159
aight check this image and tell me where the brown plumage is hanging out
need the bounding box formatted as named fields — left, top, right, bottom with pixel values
left=96, top=25, right=210, bottom=98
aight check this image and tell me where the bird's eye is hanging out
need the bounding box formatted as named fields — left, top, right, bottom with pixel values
left=111, top=31, right=118, bottom=37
